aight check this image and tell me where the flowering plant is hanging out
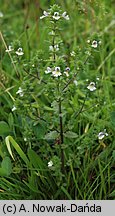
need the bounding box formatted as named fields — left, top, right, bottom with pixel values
left=8, top=4, right=104, bottom=177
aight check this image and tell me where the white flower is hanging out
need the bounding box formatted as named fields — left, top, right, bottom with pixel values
left=16, top=87, right=24, bottom=97
left=52, top=12, right=60, bottom=20
left=52, top=66, right=62, bottom=77
left=12, top=105, right=17, bottom=112
left=40, top=11, right=50, bottom=19
left=15, top=48, right=24, bottom=56
left=66, top=67, right=70, bottom=71
left=6, top=45, right=14, bottom=52
left=45, top=67, right=52, bottom=74
left=48, top=160, right=53, bottom=167
left=87, top=39, right=90, bottom=43
left=0, top=12, right=3, bottom=18
left=70, top=51, right=76, bottom=57
left=49, top=46, right=54, bottom=51
left=49, top=44, right=59, bottom=52
left=96, top=77, right=100, bottom=81
left=73, top=80, right=78, bottom=86
left=62, top=12, right=69, bottom=20
left=24, top=137, right=27, bottom=142
left=91, top=40, right=98, bottom=48
left=54, top=44, right=59, bottom=51
left=87, top=82, right=96, bottom=91
left=49, top=31, right=55, bottom=36
left=64, top=67, right=70, bottom=77
left=98, top=129, right=108, bottom=140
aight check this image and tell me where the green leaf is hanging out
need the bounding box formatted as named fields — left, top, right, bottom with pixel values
left=109, top=190, right=115, bottom=197
left=64, top=131, right=78, bottom=138
left=1, top=157, right=12, bottom=175
left=44, top=131, right=58, bottom=140
left=112, top=150, right=115, bottom=162
left=110, top=111, right=115, bottom=127
left=0, top=157, right=12, bottom=176
left=28, top=149, right=46, bottom=170
left=33, top=123, right=46, bottom=139
left=28, top=149, right=52, bottom=188
left=44, top=105, right=53, bottom=111
left=0, top=144, right=5, bottom=158
left=0, top=121, right=10, bottom=136
left=8, top=113, right=14, bottom=128
left=24, top=180, right=44, bottom=195
left=0, top=168, right=6, bottom=176
left=5, top=136, right=29, bottom=165
left=61, top=186, right=72, bottom=199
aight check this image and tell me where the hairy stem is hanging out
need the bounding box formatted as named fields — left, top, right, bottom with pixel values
left=52, top=22, right=56, bottom=63
left=52, top=21, right=65, bottom=174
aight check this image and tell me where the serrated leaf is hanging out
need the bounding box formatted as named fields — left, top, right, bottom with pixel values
left=64, top=131, right=78, bottom=138
left=44, top=131, right=58, bottom=140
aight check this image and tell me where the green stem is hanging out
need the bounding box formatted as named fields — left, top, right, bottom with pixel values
left=59, top=98, right=65, bottom=174
left=53, top=24, right=56, bottom=63
left=57, top=80, right=65, bottom=175
left=74, top=93, right=88, bottom=118
left=51, top=21, right=65, bottom=174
